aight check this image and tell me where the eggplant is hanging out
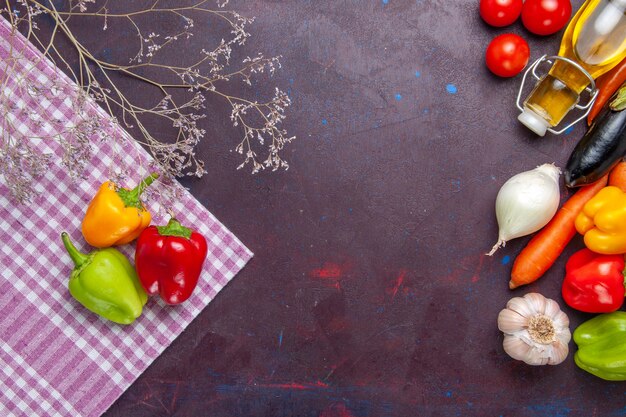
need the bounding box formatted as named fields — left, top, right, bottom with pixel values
left=564, top=98, right=626, bottom=188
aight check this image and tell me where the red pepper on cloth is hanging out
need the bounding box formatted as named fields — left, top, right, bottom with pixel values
left=135, top=217, right=208, bottom=305
left=562, top=248, right=626, bottom=313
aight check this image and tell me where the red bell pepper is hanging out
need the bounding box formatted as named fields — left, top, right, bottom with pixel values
left=135, top=217, right=208, bottom=305
left=562, top=248, right=626, bottom=313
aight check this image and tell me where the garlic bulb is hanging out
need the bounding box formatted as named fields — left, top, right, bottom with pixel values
left=497, top=293, right=571, bottom=366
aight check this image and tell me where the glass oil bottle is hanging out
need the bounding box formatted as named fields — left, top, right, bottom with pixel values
left=517, top=0, right=626, bottom=136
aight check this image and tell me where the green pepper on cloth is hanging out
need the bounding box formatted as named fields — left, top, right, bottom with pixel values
left=61, top=232, right=147, bottom=324
left=574, top=311, right=626, bottom=381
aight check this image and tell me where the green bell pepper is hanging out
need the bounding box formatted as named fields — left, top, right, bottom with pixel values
left=61, top=232, right=147, bottom=324
left=573, top=311, right=626, bottom=381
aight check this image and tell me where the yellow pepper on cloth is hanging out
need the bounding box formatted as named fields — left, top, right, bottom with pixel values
left=575, top=186, right=626, bottom=255
left=82, top=173, right=158, bottom=248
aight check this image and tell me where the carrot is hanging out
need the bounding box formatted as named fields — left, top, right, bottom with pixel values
left=608, top=161, right=626, bottom=192
left=588, top=57, right=626, bottom=125
left=509, top=175, right=608, bottom=289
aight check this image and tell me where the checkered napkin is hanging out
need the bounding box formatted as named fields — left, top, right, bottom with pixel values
left=0, top=18, right=253, bottom=417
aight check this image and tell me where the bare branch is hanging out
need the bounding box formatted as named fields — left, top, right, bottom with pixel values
left=0, top=0, right=294, bottom=203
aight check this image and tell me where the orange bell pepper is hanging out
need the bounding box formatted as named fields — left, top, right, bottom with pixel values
left=82, top=173, right=158, bottom=248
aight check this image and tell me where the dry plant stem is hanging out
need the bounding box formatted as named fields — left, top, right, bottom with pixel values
left=0, top=0, right=294, bottom=203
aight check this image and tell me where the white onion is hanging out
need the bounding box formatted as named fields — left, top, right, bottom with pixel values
left=488, top=164, right=561, bottom=256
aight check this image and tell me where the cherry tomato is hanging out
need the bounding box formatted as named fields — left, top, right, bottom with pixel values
left=522, top=0, right=572, bottom=36
left=480, top=0, right=523, bottom=27
left=485, top=34, right=530, bottom=78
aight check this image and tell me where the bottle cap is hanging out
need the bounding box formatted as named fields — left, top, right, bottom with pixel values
left=518, top=109, right=550, bottom=136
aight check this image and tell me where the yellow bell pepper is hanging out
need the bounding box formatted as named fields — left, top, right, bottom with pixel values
left=575, top=186, right=626, bottom=255
left=82, top=173, right=158, bottom=248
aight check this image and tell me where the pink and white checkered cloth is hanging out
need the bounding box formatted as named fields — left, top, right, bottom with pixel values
left=0, top=18, right=253, bottom=417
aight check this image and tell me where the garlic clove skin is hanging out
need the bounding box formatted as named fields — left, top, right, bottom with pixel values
left=522, top=292, right=548, bottom=315
left=546, top=341, right=569, bottom=365
left=497, top=308, right=527, bottom=332
left=543, top=296, right=562, bottom=318
left=505, top=296, right=532, bottom=317
left=555, top=323, right=572, bottom=345
left=503, top=335, right=533, bottom=362
left=524, top=344, right=551, bottom=366
left=497, top=292, right=570, bottom=366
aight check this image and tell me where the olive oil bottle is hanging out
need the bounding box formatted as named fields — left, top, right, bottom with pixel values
left=518, top=0, right=626, bottom=136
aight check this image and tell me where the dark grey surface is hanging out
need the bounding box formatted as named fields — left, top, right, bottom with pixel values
left=36, top=1, right=622, bottom=416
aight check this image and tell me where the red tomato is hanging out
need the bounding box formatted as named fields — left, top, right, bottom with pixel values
left=485, top=34, right=530, bottom=78
left=522, top=0, right=572, bottom=36
left=480, top=0, right=523, bottom=27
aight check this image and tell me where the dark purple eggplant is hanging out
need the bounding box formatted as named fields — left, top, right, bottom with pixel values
left=564, top=95, right=626, bottom=188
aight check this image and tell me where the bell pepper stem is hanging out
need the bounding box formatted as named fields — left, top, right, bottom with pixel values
left=61, top=232, right=89, bottom=267
left=156, top=216, right=192, bottom=239
left=117, top=172, right=159, bottom=209
left=133, top=172, right=159, bottom=196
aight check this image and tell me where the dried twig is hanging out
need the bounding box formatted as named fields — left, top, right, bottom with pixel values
left=0, top=0, right=294, bottom=203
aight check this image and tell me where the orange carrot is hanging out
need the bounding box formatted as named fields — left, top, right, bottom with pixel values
left=608, top=161, right=626, bottom=192
left=509, top=175, right=608, bottom=289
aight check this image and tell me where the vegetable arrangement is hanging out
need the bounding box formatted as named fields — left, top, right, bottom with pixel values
left=480, top=0, right=572, bottom=77
left=509, top=177, right=607, bottom=289
left=61, top=176, right=209, bottom=324
left=492, top=80, right=626, bottom=379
